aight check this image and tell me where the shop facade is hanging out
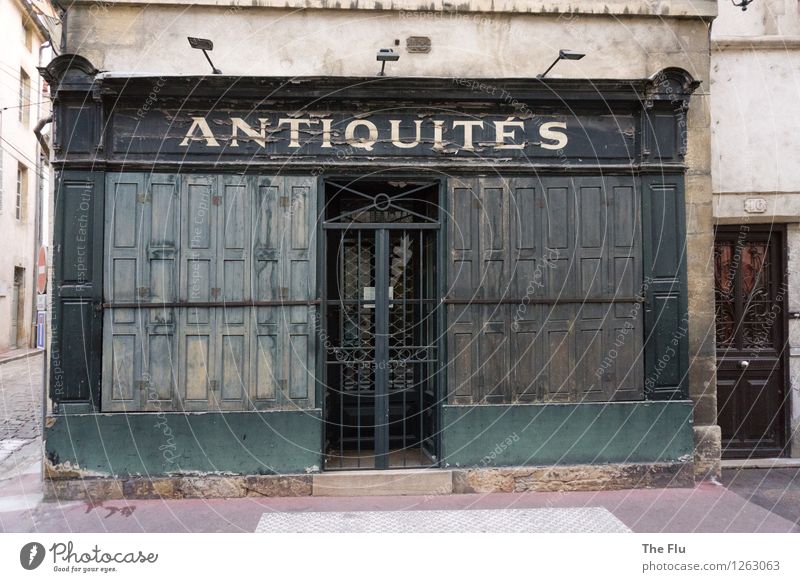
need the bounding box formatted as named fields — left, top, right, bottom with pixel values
left=40, top=52, right=712, bottom=495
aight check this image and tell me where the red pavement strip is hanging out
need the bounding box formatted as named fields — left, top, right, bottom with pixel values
left=0, top=475, right=797, bottom=533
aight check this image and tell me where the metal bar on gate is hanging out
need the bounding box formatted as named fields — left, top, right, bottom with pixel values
left=357, top=230, right=362, bottom=469
left=441, top=297, right=644, bottom=305
left=339, top=233, right=346, bottom=470
left=323, top=223, right=439, bottom=230
left=374, top=229, right=390, bottom=470
left=102, top=300, right=320, bottom=309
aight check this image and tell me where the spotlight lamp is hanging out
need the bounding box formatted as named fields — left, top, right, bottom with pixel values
left=376, top=48, right=400, bottom=76
left=538, top=49, right=586, bottom=79
left=188, top=36, right=222, bottom=75
left=731, top=0, right=755, bottom=10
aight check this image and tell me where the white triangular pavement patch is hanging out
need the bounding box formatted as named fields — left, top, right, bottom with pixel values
left=256, top=507, right=631, bottom=533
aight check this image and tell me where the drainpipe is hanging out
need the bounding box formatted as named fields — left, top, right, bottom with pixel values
left=49, top=0, right=67, bottom=54
left=33, top=115, right=51, bottom=160
left=30, top=35, right=52, bottom=350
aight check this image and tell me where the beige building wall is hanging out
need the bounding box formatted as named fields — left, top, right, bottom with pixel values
left=0, top=0, right=47, bottom=353
left=63, top=0, right=720, bottom=475
left=712, top=0, right=800, bottom=457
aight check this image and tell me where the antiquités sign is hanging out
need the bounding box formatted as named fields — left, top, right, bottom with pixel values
left=111, top=110, right=637, bottom=162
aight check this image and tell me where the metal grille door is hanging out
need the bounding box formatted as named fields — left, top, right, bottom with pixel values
left=323, top=180, right=440, bottom=470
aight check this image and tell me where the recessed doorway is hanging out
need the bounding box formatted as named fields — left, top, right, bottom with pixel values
left=321, top=179, right=441, bottom=470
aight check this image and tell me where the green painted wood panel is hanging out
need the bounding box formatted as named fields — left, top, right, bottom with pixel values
left=641, top=176, right=689, bottom=400
left=102, top=173, right=317, bottom=412
left=51, top=171, right=104, bottom=405
left=45, top=410, right=323, bottom=476
left=441, top=401, right=693, bottom=467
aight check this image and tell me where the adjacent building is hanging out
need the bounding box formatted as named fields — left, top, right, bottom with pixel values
left=42, top=0, right=720, bottom=498
left=0, top=0, right=51, bottom=354
left=711, top=0, right=800, bottom=459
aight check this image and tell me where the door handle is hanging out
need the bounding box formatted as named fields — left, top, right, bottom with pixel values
left=738, top=360, right=750, bottom=369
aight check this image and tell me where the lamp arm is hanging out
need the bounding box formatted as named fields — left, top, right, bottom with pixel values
left=538, top=55, right=561, bottom=79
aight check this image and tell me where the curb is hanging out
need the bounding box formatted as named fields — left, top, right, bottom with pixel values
left=721, top=458, right=800, bottom=470
left=0, top=350, right=44, bottom=367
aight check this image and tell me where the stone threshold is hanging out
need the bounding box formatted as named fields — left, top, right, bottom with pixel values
left=721, top=458, right=800, bottom=470
left=43, top=461, right=694, bottom=501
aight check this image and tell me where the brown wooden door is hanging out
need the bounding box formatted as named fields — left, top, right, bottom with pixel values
left=714, top=226, right=787, bottom=458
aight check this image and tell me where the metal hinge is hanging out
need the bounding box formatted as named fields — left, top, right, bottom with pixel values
left=135, top=380, right=149, bottom=391
left=279, top=286, right=289, bottom=299
left=210, top=380, right=219, bottom=391
left=212, top=195, right=222, bottom=206
left=137, top=192, right=150, bottom=204
left=137, top=287, right=150, bottom=298
left=279, top=195, right=290, bottom=208
left=210, top=287, right=221, bottom=298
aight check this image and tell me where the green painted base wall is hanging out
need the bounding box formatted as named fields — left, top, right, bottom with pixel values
left=45, top=402, right=694, bottom=477
left=45, top=410, right=323, bottom=477
left=441, top=401, right=693, bottom=467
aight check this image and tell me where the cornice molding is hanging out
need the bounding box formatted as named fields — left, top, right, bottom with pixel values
left=67, top=0, right=718, bottom=19
left=712, top=36, right=800, bottom=50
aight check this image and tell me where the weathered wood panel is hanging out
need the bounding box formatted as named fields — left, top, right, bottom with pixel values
left=51, top=171, right=104, bottom=407
left=101, top=173, right=317, bottom=412
left=446, top=176, right=644, bottom=404
left=642, top=176, right=688, bottom=400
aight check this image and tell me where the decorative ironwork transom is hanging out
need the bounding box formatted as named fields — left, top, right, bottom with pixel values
left=325, top=180, right=439, bottom=224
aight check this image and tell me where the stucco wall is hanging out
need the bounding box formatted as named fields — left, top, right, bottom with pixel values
left=0, top=0, right=45, bottom=352
left=64, top=4, right=715, bottom=80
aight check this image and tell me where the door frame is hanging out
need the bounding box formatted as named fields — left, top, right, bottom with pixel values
left=316, top=174, right=447, bottom=469
left=714, top=223, right=790, bottom=458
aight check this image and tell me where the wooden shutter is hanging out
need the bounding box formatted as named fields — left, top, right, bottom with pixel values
left=101, top=173, right=318, bottom=412
left=446, top=175, right=644, bottom=404
left=53, top=171, right=104, bottom=407
left=642, top=175, right=688, bottom=400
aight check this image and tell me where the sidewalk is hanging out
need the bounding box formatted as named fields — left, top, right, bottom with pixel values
left=1, top=462, right=798, bottom=533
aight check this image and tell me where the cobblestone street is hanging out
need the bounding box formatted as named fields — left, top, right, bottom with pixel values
left=0, top=354, right=44, bottom=467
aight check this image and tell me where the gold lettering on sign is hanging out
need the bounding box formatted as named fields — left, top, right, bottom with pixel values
left=539, top=122, right=568, bottom=150
left=180, top=117, right=220, bottom=147
left=321, top=119, right=333, bottom=148
left=432, top=120, right=445, bottom=151
left=389, top=119, right=423, bottom=149
left=229, top=118, right=269, bottom=147
left=345, top=119, right=379, bottom=151
left=175, top=115, right=572, bottom=152
left=494, top=117, right=525, bottom=150
left=452, top=120, right=483, bottom=151
left=278, top=118, right=319, bottom=148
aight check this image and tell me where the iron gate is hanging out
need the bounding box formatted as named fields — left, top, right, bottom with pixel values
left=322, top=179, right=441, bottom=469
